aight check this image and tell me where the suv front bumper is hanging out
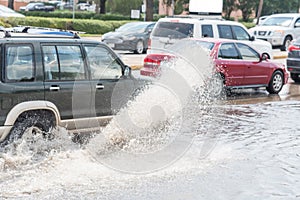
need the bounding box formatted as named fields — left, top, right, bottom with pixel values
left=257, top=36, right=283, bottom=47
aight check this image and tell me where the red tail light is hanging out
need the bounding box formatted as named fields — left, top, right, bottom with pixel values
left=143, top=54, right=174, bottom=69
left=288, top=44, right=300, bottom=52
left=140, top=54, right=175, bottom=77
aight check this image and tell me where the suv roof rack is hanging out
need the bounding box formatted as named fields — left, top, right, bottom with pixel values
left=0, top=26, right=82, bottom=39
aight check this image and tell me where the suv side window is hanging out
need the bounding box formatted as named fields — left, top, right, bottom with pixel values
left=84, top=45, right=122, bottom=79
left=232, top=25, right=250, bottom=40
left=5, top=45, right=34, bottom=82
left=202, top=24, right=214, bottom=37
left=218, top=25, right=234, bottom=39
left=295, top=18, right=300, bottom=27
left=218, top=43, right=240, bottom=59
left=42, top=45, right=85, bottom=81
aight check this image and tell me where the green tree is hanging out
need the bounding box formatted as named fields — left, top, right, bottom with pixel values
left=223, top=0, right=237, bottom=19
left=237, top=0, right=258, bottom=22
left=261, top=0, right=299, bottom=15
left=107, top=0, right=143, bottom=16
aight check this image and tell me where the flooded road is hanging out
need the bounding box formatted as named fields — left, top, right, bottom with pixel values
left=1, top=47, right=300, bottom=199
left=0, top=82, right=300, bottom=199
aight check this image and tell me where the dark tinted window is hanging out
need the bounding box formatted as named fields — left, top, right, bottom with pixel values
left=232, top=26, right=250, bottom=40
left=42, top=45, right=85, bottom=81
left=218, top=25, right=234, bottom=39
left=84, top=45, right=122, bottom=79
left=5, top=45, right=34, bottom=82
left=152, top=22, right=194, bottom=38
left=218, top=43, right=240, bottom=59
left=202, top=24, right=214, bottom=37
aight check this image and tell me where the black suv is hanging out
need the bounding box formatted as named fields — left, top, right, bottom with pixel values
left=0, top=32, right=135, bottom=146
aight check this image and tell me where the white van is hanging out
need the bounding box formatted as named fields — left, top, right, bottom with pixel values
left=148, top=17, right=273, bottom=59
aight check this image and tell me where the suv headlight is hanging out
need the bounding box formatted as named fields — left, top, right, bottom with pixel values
left=272, top=30, right=285, bottom=36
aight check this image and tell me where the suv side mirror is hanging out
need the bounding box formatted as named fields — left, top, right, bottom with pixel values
left=295, top=22, right=300, bottom=28
left=250, top=36, right=255, bottom=41
left=123, top=65, right=132, bottom=77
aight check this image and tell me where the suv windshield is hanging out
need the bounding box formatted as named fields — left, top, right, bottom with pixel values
left=261, top=17, right=293, bottom=27
left=152, top=22, right=194, bottom=39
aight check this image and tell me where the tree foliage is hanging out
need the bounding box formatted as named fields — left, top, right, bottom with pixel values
left=106, top=0, right=143, bottom=16
left=261, top=0, right=299, bottom=15
left=223, top=0, right=237, bottom=19
left=223, top=0, right=300, bottom=21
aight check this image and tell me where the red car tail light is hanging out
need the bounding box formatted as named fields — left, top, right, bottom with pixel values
left=288, top=44, right=300, bottom=52
left=141, top=54, right=175, bottom=77
left=143, top=54, right=174, bottom=69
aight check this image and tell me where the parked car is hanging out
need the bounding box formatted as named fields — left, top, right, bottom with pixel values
left=141, top=38, right=288, bottom=95
left=287, top=37, right=300, bottom=83
left=77, top=3, right=95, bottom=11
left=19, top=2, right=55, bottom=12
left=102, top=22, right=156, bottom=54
left=0, top=32, right=137, bottom=147
left=148, top=16, right=273, bottom=59
left=253, top=15, right=269, bottom=25
left=249, top=13, right=300, bottom=51
left=0, top=5, right=25, bottom=18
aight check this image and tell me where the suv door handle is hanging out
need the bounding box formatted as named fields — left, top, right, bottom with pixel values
left=50, top=85, right=60, bottom=91
left=96, top=84, right=104, bottom=90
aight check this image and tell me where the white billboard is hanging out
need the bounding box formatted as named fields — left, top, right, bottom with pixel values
left=189, top=0, right=223, bottom=15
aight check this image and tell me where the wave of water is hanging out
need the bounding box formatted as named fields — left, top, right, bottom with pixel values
left=0, top=41, right=228, bottom=198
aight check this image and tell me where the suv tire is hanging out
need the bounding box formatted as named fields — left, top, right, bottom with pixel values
left=134, top=40, right=144, bottom=54
left=266, top=71, right=284, bottom=94
left=280, top=36, right=292, bottom=51
left=291, top=73, right=300, bottom=83
left=3, top=110, right=55, bottom=146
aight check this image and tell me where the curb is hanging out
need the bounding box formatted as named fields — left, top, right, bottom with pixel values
left=130, top=65, right=143, bottom=70
left=273, top=55, right=288, bottom=59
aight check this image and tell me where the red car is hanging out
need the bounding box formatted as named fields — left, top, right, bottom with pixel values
left=140, top=38, right=289, bottom=94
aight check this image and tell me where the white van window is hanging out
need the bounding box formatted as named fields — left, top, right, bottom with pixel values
left=218, top=25, right=234, bottom=39
left=152, top=22, right=194, bottom=38
left=232, top=26, right=250, bottom=40
left=202, top=24, right=214, bottom=37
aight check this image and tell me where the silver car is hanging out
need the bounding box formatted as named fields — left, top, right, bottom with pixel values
left=102, top=22, right=156, bottom=54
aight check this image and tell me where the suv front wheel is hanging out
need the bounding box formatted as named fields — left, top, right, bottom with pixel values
left=280, top=36, right=292, bottom=51
left=291, top=73, right=300, bottom=83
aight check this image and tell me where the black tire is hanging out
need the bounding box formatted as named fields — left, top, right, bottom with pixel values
left=280, top=36, right=292, bottom=51
left=291, top=73, right=300, bottom=83
left=266, top=71, right=284, bottom=94
left=134, top=40, right=144, bottom=54
left=1, top=110, right=55, bottom=147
